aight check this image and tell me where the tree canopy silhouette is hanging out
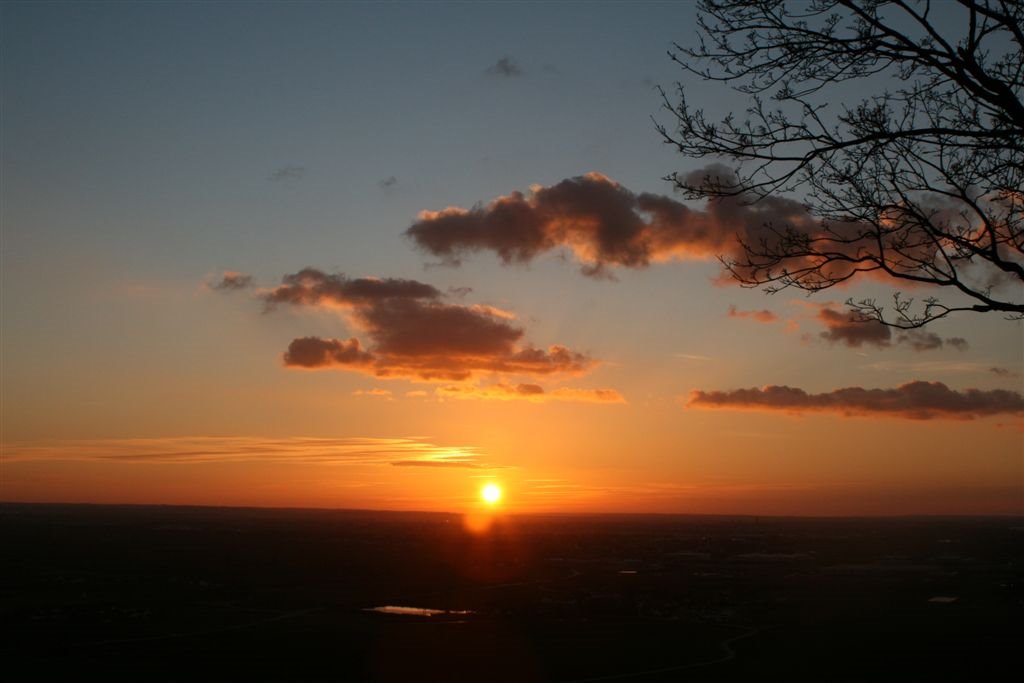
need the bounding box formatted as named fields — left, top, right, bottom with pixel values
left=658, top=0, right=1024, bottom=328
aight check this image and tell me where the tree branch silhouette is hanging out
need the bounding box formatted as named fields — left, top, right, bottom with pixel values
left=658, top=0, right=1023, bottom=328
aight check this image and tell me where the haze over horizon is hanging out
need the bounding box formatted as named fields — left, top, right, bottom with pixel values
left=2, top=1, right=1022, bottom=517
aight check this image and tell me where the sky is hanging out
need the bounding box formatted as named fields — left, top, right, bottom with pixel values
left=2, top=1, right=1022, bottom=516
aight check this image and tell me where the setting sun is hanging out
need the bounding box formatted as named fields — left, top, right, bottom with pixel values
left=481, top=483, right=503, bottom=505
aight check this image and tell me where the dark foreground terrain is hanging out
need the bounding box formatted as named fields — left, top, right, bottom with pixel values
left=2, top=503, right=1021, bottom=681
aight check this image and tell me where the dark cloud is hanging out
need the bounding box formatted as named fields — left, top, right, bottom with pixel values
left=405, top=166, right=950, bottom=284
left=727, top=305, right=778, bottom=323
left=896, top=330, right=944, bottom=351
left=262, top=269, right=440, bottom=309
left=284, top=337, right=375, bottom=369
left=211, top=271, right=254, bottom=291
left=688, top=381, right=1024, bottom=420
left=990, top=366, right=1019, bottom=377
left=485, top=56, right=523, bottom=77
left=264, top=268, right=594, bottom=382
left=406, top=168, right=858, bottom=278
left=946, top=337, right=970, bottom=352
left=378, top=176, right=398, bottom=190
left=269, top=165, right=306, bottom=181
left=811, top=304, right=969, bottom=352
left=816, top=306, right=893, bottom=348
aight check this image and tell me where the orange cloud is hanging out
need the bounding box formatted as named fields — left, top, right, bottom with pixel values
left=727, top=305, right=778, bottom=323
left=264, top=269, right=595, bottom=382
left=352, top=388, right=393, bottom=399
left=1, top=436, right=496, bottom=467
left=688, top=381, right=1024, bottom=420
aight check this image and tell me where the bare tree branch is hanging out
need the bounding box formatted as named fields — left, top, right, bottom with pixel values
left=659, top=0, right=1024, bottom=328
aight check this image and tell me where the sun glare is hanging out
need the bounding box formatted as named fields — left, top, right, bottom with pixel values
left=481, top=483, right=502, bottom=505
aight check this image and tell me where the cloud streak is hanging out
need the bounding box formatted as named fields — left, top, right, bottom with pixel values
left=688, top=381, right=1024, bottom=420
left=269, top=165, right=306, bottom=181
left=1, top=436, right=499, bottom=468
left=434, top=383, right=626, bottom=404
left=727, top=305, right=778, bottom=323
left=262, top=269, right=595, bottom=381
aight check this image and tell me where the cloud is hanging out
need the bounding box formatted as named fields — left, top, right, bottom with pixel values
left=485, top=56, right=523, bottom=77
left=434, top=383, right=626, bottom=403
left=810, top=303, right=969, bottom=352
left=895, top=330, right=971, bottom=352
left=391, top=458, right=503, bottom=469
left=210, top=271, right=254, bottom=291
left=1, top=436, right=499, bottom=467
left=991, top=366, right=1020, bottom=377
left=263, top=268, right=595, bottom=382
left=285, top=337, right=375, bottom=369
left=727, top=305, right=778, bottom=323
left=688, top=381, right=1024, bottom=420
left=352, top=388, right=393, bottom=399
left=946, top=337, right=970, bottom=351
left=406, top=167, right=870, bottom=278
left=269, top=165, right=306, bottom=181
left=895, top=330, right=944, bottom=351
left=405, top=166, right=994, bottom=292
left=378, top=176, right=398, bottom=190
left=815, top=306, right=893, bottom=348
left=262, top=269, right=440, bottom=310
left=862, top=360, right=997, bottom=374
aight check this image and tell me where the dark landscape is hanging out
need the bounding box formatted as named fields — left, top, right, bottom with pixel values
left=2, top=503, right=1021, bottom=681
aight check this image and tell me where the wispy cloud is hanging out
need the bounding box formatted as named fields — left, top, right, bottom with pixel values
left=861, top=360, right=1002, bottom=374
left=484, top=56, right=523, bottom=77
left=209, top=271, right=254, bottom=291
left=2, top=436, right=499, bottom=468
left=674, top=353, right=712, bottom=361
left=727, top=305, right=778, bottom=323
left=269, top=165, right=306, bottom=181
left=434, top=382, right=626, bottom=404
left=352, top=388, right=393, bottom=399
